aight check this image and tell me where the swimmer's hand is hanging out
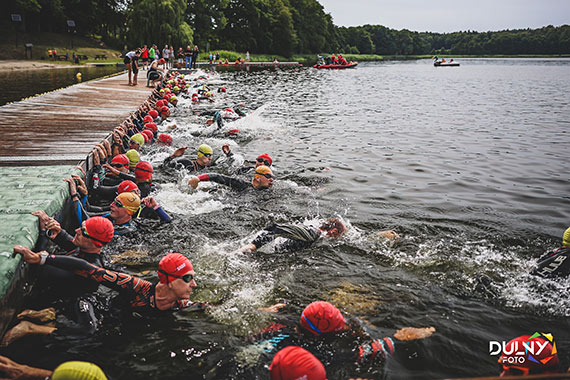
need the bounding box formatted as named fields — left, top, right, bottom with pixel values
left=377, top=230, right=400, bottom=241
left=171, top=146, right=187, bottom=158
left=0, top=355, right=52, bottom=380
left=13, top=246, right=42, bottom=264
left=393, top=327, right=435, bottom=341
left=240, top=243, right=257, bottom=254
left=222, top=144, right=231, bottom=156
left=259, top=303, right=287, bottom=313
left=188, top=176, right=200, bottom=189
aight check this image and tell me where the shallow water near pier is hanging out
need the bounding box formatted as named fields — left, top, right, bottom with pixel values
left=7, top=58, right=570, bottom=379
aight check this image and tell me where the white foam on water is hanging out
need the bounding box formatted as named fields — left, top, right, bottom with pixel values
left=153, top=182, right=227, bottom=215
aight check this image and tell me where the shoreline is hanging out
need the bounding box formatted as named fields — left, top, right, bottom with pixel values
left=0, top=60, right=91, bottom=72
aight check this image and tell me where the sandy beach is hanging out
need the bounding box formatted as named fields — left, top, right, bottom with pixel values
left=0, top=60, right=90, bottom=72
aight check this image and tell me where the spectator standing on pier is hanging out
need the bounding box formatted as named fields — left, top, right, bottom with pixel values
left=185, top=45, right=193, bottom=68
left=192, top=45, right=199, bottom=68
left=169, top=46, right=174, bottom=69
left=141, top=45, right=149, bottom=69
left=162, top=45, right=170, bottom=69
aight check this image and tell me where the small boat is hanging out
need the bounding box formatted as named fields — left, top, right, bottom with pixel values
left=314, top=62, right=358, bottom=69
left=433, top=60, right=460, bottom=67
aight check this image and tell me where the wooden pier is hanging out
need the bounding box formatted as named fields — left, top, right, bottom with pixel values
left=0, top=72, right=154, bottom=166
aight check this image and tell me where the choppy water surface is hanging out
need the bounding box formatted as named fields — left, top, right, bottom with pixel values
left=12, top=59, right=570, bottom=379
left=0, top=65, right=122, bottom=106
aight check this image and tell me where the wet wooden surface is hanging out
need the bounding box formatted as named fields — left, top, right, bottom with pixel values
left=0, top=73, right=154, bottom=166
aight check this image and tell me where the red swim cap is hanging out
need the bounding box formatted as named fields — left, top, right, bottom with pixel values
left=270, top=346, right=326, bottom=380
left=141, top=129, right=154, bottom=143
left=257, top=153, right=272, bottom=166
left=83, top=217, right=114, bottom=247
left=117, top=180, right=138, bottom=194
left=157, top=133, right=173, bottom=145
left=499, top=334, right=560, bottom=376
left=160, top=106, right=170, bottom=115
left=300, top=301, right=345, bottom=335
left=144, top=122, right=157, bottom=132
left=134, top=161, right=153, bottom=181
left=158, top=58, right=165, bottom=64
left=149, top=109, right=159, bottom=119
left=227, top=129, right=239, bottom=136
left=157, top=252, right=193, bottom=284
left=155, top=100, right=165, bottom=109
left=111, top=154, right=129, bottom=167
left=143, top=115, right=153, bottom=123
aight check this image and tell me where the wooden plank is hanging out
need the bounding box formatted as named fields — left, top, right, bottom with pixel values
left=0, top=73, right=154, bottom=165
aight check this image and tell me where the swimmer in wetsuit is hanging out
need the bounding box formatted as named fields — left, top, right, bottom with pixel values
left=162, top=144, right=214, bottom=173
left=240, top=218, right=345, bottom=253
left=188, top=164, right=274, bottom=191
left=531, top=226, right=570, bottom=278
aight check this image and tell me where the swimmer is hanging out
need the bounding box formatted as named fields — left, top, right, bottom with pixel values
left=531, top=226, right=570, bottom=278
left=241, top=218, right=345, bottom=253
left=188, top=165, right=274, bottom=192
left=162, top=144, right=215, bottom=173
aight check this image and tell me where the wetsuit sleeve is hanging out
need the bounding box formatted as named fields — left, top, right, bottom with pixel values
left=357, top=337, right=396, bottom=365
left=119, top=172, right=136, bottom=182
left=52, top=229, right=77, bottom=252
left=251, top=231, right=276, bottom=249
left=531, top=247, right=570, bottom=278
left=44, top=255, right=148, bottom=294
left=206, top=173, right=249, bottom=191
left=154, top=206, right=172, bottom=223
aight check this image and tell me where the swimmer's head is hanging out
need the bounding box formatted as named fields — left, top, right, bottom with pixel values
left=318, top=218, right=346, bottom=238
left=157, top=252, right=193, bottom=284
left=52, top=361, right=108, bottom=380
left=299, top=301, right=346, bottom=335
left=269, top=346, right=326, bottom=380
left=563, top=227, right=570, bottom=247
left=134, top=161, right=153, bottom=182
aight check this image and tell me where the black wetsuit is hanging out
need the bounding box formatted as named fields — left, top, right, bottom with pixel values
left=162, top=156, right=208, bottom=173
left=531, top=247, right=570, bottom=278
left=251, top=223, right=322, bottom=251
left=41, top=255, right=205, bottom=316
left=35, top=230, right=104, bottom=298
left=198, top=173, right=251, bottom=191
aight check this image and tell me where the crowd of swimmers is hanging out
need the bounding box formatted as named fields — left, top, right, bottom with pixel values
left=1, top=65, right=569, bottom=380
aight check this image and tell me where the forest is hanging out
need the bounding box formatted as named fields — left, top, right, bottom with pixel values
left=3, top=0, right=569, bottom=56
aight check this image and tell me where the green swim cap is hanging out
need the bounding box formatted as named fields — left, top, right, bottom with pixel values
left=563, top=227, right=570, bottom=247
left=130, top=133, right=145, bottom=147
left=125, top=149, right=140, bottom=168
left=197, top=144, right=213, bottom=158
left=52, top=361, right=108, bottom=380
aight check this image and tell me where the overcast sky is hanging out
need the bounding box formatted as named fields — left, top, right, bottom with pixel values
left=317, top=0, right=570, bottom=32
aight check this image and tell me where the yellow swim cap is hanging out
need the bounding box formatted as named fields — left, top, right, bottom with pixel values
left=130, top=133, right=145, bottom=147
left=52, top=361, right=108, bottom=380
left=115, top=192, right=141, bottom=215
left=197, top=144, right=213, bottom=158
left=125, top=149, right=140, bottom=168
left=563, top=227, right=570, bottom=247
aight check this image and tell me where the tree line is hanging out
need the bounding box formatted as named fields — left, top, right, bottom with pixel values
left=3, top=0, right=569, bottom=56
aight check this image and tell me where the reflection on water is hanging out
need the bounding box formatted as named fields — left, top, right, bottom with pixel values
left=8, top=59, right=570, bottom=379
left=0, top=65, right=123, bottom=106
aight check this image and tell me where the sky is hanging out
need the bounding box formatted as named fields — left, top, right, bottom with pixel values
left=317, top=0, right=570, bottom=33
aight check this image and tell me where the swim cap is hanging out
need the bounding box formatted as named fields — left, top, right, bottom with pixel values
left=141, top=129, right=154, bottom=143
left=117, top=180, right=138, bottom=194
left=84, top=217, right=114, bottom=247
left=115, top=192, right=141, bottom=215
left=227, top=129, right=239, bottom=136
left=129, top=133, right=145, bottom=147
left=157, top=252, right=193, bottom=284
left=149, top=109, right=159, bottom=119
left=155, top=100, right=165, bottom=109
left=257, top=153, right=273, bottom=166
left=173, top=86, right=180, bottom=92
left=160, top=106, right=170, bottom=116
left=169, top=96, right=178, bottom=104
left=111, top=154, right=129, bottom=167
left=144, top=122, right=157, bottom=132
left=125, top=149, right=140, bottom=168
left=499, top=334, right=559, bottom=376
left=143, top=115, right=153, bottom=123
left=197, top=144, right=213, bottom=158
left=52, top=361, right=108, bottom=380
left=563, top=227, right=570, bottom=247
left=300, top=301, right=346, bottom=335
left=254, top=165, right=273, bottom=178
left=269, top=346, right=326, bottom=380
left=157, top=133, right=173, bottom=145
left=134, top=161, right=153, bottom=182
left=159, top=58, right=165, bottom=64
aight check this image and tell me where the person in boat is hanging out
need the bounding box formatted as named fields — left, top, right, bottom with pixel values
left=530, top=226, right=570, bottom=278
left=188, top=165, right=274, bottom=191
left=240, top=218, right=346, bottom=253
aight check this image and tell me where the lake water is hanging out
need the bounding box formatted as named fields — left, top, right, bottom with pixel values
left=7, top=58, right=570, bottom=379
left=0, top=65, right=123, bottom=106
